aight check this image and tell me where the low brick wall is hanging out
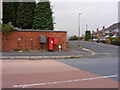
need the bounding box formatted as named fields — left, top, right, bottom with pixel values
left=2, top=30, right=67, bottom=51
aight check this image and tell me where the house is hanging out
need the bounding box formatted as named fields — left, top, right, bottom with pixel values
left=92, top=22, right=120, bottom=40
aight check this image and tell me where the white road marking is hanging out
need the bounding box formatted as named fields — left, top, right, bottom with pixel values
left=13, top=75, right=118, bottom=88
left=91, top=50, right=95, bottom=56
left=82, top=48, right=91, bottom=52
left=95, top=53, right=113, bottom=54
left=82, top=48, right=95, bottom=56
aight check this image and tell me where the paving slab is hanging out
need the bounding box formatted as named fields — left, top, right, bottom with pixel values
left=2, top=60, right=118, bottom=88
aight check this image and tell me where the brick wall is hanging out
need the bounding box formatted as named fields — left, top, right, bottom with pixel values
left=2, top=30, right=67, bottom=52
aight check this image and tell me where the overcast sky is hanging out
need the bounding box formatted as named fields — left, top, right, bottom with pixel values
left=0, top=1, right=2, bottom=24
left=51, top=0, right=119, bottom=36
left=1, top=0, right=119, bottom=36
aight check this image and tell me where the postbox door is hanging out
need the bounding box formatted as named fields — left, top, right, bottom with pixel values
left=49, top=39, right=54, bottom=50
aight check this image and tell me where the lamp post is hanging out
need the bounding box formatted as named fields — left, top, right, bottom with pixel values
left=78, top=13, right=82, bottom=43
left=86, top=24, right=88, bottom=31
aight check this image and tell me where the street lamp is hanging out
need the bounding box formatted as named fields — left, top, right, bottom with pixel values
left=78, top=13, right=82, bottom=42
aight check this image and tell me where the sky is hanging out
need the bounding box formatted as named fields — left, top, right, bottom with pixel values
left=0, top=1, right=2, bottom=24
left=118, top=1, right=120, bottom=22
left=1, top=0, right=119, bottom=36
left=51, top=1, right=119, bottom=36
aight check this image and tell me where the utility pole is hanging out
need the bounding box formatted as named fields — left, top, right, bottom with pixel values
left=86, top=24, right=88, bottom=31
left=78, top=13, right=82, bottom=42
left=0, top=0, right=2, bottom=24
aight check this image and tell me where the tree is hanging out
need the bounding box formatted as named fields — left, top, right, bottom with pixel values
left=14, top=2, right=20, bottom=27
left=33, top=0, right=54, bottom=30
left=3, top=2, right=16, bottom=26
left=85, top=31, right=91, bottom=41
left=16, top=1, right=36, bottom=29
left=69, top=35, right=78, bottom=41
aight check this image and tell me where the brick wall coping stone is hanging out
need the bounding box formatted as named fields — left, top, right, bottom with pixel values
left=17, top=30, right=67, bottom=33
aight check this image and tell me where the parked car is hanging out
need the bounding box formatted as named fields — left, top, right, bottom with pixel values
left=93, top=39, right=99, bottom=42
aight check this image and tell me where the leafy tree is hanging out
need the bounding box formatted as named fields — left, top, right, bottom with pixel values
left=33, top=0, right=54, bottom=30
left=85, top=31, right=91, bottom=41
left=69, top=35, right=78, bottom=41
left=16, top=1, right=36, bottom=29
left=80, top=37, right=84, bottom=40
left=3, top=2, right=16, bottom=26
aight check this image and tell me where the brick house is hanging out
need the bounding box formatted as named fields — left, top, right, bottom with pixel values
left=92, top=22, right=120, bottom=40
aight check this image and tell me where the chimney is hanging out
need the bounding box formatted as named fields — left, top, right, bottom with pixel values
left=97, top=28, right=99, bottom=32
left=82, top=34, right=85, bottom=37
left=103, top=26, right=105, bottom=30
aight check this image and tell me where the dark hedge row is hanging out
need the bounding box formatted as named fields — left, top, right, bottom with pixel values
left=3, top=0, right=54, bottom=30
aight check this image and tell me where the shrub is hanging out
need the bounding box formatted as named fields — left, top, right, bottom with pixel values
left=114, top=37, right=120, bottom=42
left=24, top=49, right=30, bottom=51
left=69, top=35, right=78, bottom=41
left=80, top=37, right=84, bottom=40
left=2, top=24, right=16, bottom=34
left=14, top=49, right=20, bottom=51
left=110, top=37, right=120, bottom=46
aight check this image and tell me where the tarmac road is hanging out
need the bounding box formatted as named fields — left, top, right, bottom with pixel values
left=55, top=41, right=119, bottom=81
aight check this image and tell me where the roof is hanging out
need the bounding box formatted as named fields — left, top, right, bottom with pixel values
left=17, top=29, right=67, bottom=33
left=105, top=22, right=120, bottom=31
left=93, top=29, right=105, bottom=35
left=93, top=22, right=120, bottom=35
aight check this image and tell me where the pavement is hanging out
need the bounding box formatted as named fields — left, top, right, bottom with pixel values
left=2, top=41, right=93, bottom=60
left=2, top=60, right=118, bottom=88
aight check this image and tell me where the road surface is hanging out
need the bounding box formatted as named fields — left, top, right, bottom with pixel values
left=55, top=41, right=119, bottom=81
left=2, top=41, right=119, bottom=88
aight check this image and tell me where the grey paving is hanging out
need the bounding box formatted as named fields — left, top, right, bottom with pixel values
left=2, top=41, right=93, bottom=59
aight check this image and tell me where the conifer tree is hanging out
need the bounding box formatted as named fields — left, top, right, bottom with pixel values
left=14, top=2, right=19, bottom=27
left=3, top=2, right=16, bottom=26
left=85, top=31, right=91, bottom=41
left=16, top=1, right=36, bottom=29
left=33, top=0, right=54, bottom=30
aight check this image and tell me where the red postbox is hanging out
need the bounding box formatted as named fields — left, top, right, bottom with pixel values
left=48, top=36, right=54, bottom=52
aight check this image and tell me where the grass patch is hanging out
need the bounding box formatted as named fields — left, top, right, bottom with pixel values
left=24, top=49, right=30, bottom=51
left=67, top=46, right=70, bottom=48
left=77, top=44, right=83, bottom=48
left=14, top=49, right=20, bottom=51
left=64, top=56, right=78, bottom=59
